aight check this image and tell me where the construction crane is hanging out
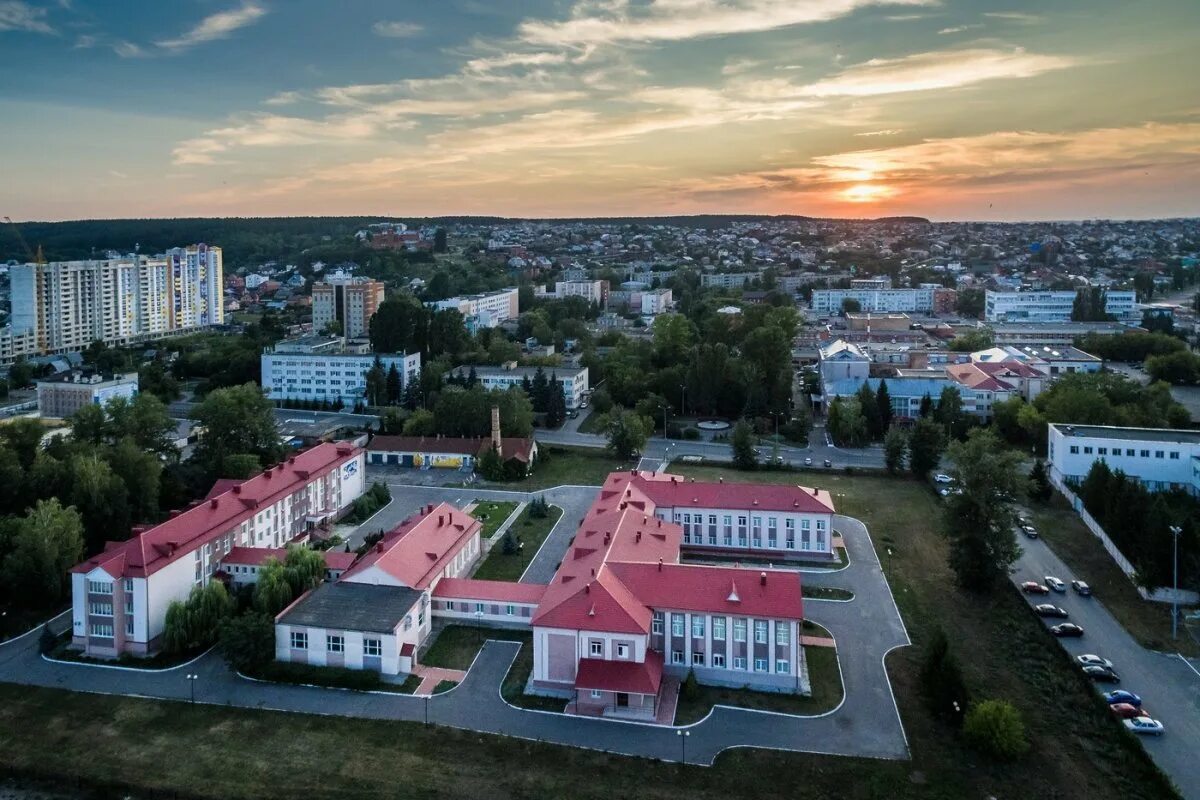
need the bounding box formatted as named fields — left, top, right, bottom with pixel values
left=2, top=216, right=43, bottom=265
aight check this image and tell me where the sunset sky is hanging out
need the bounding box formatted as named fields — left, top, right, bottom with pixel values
left=1, top=0, right=1198, bottom=221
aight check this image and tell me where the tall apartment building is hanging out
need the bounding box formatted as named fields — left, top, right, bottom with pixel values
left=985, top=290, right=1137, bottom=323
left=429, top=287, right=519, bottom=330
left=7, top=245, right=223, bottom=357
left=311, top=275, right=385, bottom=338
left=810, top=288, right=935, bottom=315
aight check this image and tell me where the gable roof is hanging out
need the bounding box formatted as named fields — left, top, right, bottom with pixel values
left=631, top=473, right=835, bottom=515
left=340, top=502, right=481, bottom=590
left=432, top=578, right=546, bottom=604
left=609, top=562, right=804, bottom=620
left=367, top=435, right=537, bottom=463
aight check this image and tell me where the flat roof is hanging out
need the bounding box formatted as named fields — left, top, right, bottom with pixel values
left=1050, top=424, right=1200, bottom=445
left=278, top=582, right=421, bottom=634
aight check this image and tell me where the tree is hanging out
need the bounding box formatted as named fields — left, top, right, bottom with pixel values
left=1, top=418, right=46, bottom=471
left=918, top=393, right=933, bottom=418
left=963, top=700, right=1028, bottom=760
left=919, top=627, right=970, bottom=723
left=884, top=425, right=907, bottom=474
left=605, top=409, right=650, bottom=460
left=934, top=386, right=968, bottom=440
left=1028, top=459, right=1052, bottom=502
left=682, top=668, right=701, bottom=701
left=1145, top=350, right=1200, bottom=385
left=827, top=397, right=868, bottom=447
left=108, top=437, right=163, bottom=523
left=162, top=581, right=235, bottom=654
left=0, top=498, right=84, bottom=606
left=282, top=547, right=327, bottom=596
left=955, top=288, right=985, bottom=319
left=7, top=358, right=35, bottom=389
left=948, top=328, right=995, bottom=352
left=841, top=298, right=862, bottom=313
left=403, top=408, right=437, bottom=436
left=218, top=612, right=275, bottom=673
left=253, top=560, right=298, bottom=616
left=69, top=453, right=131, bottom=554
left=364, top=355, right=387, bottom=407
left=190, top=383, right=283, bottom=478
left=908, top=417, right=946, bottom=476
left=856, top=382, right=884, bottom=441
left=433, top=227, right=448, bottom=253
left=942, top=429, right=1024, bottom=591
left=369, top=296, right=428, bottom=355
left=731, top=420, right=758, bottom=470
left=875, top=379, right=893, bottom=432
left=385, top=363, right=403, bottom=405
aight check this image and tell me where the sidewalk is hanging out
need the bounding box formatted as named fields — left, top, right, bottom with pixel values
left=410, top=664, right=467, bottom=695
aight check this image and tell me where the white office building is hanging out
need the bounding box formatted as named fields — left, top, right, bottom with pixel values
left=1047, top=424, right=1200, bottom=497
left=429, top=288, right=519, bottom=329
left=985, top=290, right=1137, bottom=323
left=261, top=336, right=420, bottom=408
left=448, top=363, right=589, bottom=409
left=810, top=288, right=934, bottom=315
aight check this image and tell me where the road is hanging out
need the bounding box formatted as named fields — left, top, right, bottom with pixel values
left=1012, top=534, right=1200, bottom=799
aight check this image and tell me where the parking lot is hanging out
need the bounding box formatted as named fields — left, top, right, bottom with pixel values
left=1013, top=534, right=1200, bottom=799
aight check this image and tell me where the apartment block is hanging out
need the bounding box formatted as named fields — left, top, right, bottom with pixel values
left=311, top=275, right=385, bottom=338
left=429, top=288, right=519, bottom=329
left=810, top=288, right=935, bottom=315
left=447, top=363, right=589, bottom=408
left=261, top=336, right=420, bottom=408
left=1047, top=424, right=1200, bottom=497
left=985, top=290, right=1137, bottom=322
left=35, top=370, right=138, bottom=419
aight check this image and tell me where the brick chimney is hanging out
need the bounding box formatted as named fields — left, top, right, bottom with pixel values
left=491, top=405, right=502, bottom=458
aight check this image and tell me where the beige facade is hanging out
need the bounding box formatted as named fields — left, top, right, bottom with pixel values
left=312, top=277, right=385, bottom=338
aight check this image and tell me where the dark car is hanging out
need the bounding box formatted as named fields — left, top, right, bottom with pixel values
left=1051, top=623, right=1084, bottom=637
left=1104, top=690, right=1141, bottom=707
left=1082, top=665, right=1120, bottom=683
left=1035, top=604, right=1068, bottom=618
left=1071, top=580, right=1092, bottom=596
left=1022, top=581, right=1050, bottom=595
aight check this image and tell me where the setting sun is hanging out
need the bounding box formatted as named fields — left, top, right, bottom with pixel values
left=840, top=183, right=894, bottom=203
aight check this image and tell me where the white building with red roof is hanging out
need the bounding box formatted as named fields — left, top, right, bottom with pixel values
left=69, top=443, right=366, bottom=658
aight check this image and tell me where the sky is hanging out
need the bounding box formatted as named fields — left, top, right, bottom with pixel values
left=1, top=0, right=1198, bottom=222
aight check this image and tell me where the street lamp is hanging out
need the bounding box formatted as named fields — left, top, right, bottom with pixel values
left=185, top=673, right=198, bottom=704
left=1169, top=525, right=1183, bottom=640
left=676, top=729, right=690, bottom=764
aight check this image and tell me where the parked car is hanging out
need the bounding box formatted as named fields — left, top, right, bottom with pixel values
left=1076, top=654, right=1114, bottom=669
left=1021, top=581, right=1050, bottom=595
left=579, top=401, right=589, bottom=409
left=1071, top=580, right=1092, bottom=596
left=1104, top=690, right=1141, bottom=707
left=1021, top=525, right=1039, bottom=539
left=1051, top=623, right=1084, bottom=637
left=804, top=457, right=812, bottom=466
left=1109, top=703, right=1145, bottom=719
left=823, top=459, right=832, bottom=468
left=1035, top=604, right=1068, bottom=618
left=1082, top=665, right=1120, bottom=683
left=1123, top=717, right=1164, bottom=736
left=1044, top=576, right=1067, bottom=592
left=933, top=473, right=953, bottom=484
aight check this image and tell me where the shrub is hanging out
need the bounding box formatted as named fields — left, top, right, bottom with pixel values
left=919, top=628, right=970, bottom=723
left=217, top=612, right=275, bottom=673
left=682, top=668, right=701, bottom=701
left=963, top=699, right=1029, bottom=760
left=253, top=661, right=383, bottom=691
left=682, top=427, right=700, bottom=441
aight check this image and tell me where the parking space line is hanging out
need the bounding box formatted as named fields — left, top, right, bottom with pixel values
left=1178, top=653, right=1200, bottom=680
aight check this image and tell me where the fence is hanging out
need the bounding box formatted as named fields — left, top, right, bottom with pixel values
left=1049, top=469, right=1198, bottom=606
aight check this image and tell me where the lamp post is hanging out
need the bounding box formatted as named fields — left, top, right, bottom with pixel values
left=185, top=673, right=198, bottom=704
left=676, top=729, right=690, bottom=764
left=425, top=692, right=430, bottom=726
left=1169, top=525, right=1182, bottom=640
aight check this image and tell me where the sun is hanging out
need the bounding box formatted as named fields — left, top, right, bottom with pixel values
left=840, top=183, right=894, bottom=203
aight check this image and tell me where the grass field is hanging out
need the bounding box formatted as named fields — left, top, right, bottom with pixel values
left=470, top=500, right=520, bottom=540
left=504, top=446, right=633, bottom=489
left=472, top=504, right=564, bottom=581
left=576, top=411, right=608, bottom=434
left=673, top=646, right=843, bottom=725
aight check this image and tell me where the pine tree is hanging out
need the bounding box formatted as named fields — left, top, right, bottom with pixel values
left=876, top=379, right=893, bottom=431
left=919, top=393, right=933, bottom=418
left=856, top=382, right=883, bottom=441
left=386, top=363, right=402, bottom=405
left=1028, top=459, right=1052, bottom=502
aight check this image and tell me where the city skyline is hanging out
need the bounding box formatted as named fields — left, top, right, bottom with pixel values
left=1, top=0, right=1199, bottom=222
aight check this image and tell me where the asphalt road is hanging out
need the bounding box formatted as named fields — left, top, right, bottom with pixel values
left=1013, top=534, right=1200, bottom=800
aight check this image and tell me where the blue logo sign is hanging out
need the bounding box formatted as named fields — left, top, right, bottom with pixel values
left=343, top=460, right=359, bottom=478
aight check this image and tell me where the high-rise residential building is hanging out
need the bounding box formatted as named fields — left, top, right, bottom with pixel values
left=7, top=245, right=223, bottom=357
left=311, top=274, right=385, bottom=338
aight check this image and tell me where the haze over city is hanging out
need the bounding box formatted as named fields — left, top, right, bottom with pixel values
left=2, top=0, right=1199, bottom=221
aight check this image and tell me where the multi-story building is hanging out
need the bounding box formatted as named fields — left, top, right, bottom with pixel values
left=447, top=363, right=589, bottom=409
left=311, top=275, right=385, bottom=338
left=553, top=280, right=608, bottom=305
left=1047, top=424, right=1200, bottom=497
left=985, top=290, right=1137, bottom=322
left=810, top=288, right=935, bottom=315
left=639, top=288, right=673, bottom=315
left=991, top=322, right=1132, bottom=347
left=7, top=245, right=223, bottom=357
left=35, top=370, right=139, bottom=419
left=818, top=339, right=870, bottom=385
left=261, top=336, right=420, bottom=408
left=69, top=442, right=366, bottom=658
left=430, top=288, right=519, bottom=330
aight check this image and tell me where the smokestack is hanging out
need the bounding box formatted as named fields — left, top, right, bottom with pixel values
left=760, top=571, right=767, bottom=586
left=491, top=405, right=502, bottom=457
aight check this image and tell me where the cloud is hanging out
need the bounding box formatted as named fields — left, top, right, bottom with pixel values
left=372, top=20, right=423, bottom=39
left=463, top=51, right=569, bottom=73
left=983, top=12, right=1042, bottom=24
left=172, top=112, right=384, bottom=165
left=855, top=128, right=903, bottom=136
left=937, top=24, right=982, bottom=35
left=797, top=47, right=1075, bottom=97
left=518, top=0, right=937, bottom=48
left=156, top=1, right=266, bottom=52
left=0, top=1, right=54, bottom=33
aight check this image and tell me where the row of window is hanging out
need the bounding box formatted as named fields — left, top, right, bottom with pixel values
left=673, top=513, right=827, bottom=551
left=668, top=649, right=790, bottom=673
left=290, top=632, right=383, bottom=657
left=89, top=620, right=133, bottom=638
left=652, top=612, right=789, bottom=645
left=1069, top=444, right=1181, bottom=460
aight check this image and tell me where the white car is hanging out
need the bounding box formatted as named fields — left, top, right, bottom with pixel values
left=1044, top=576, right=1067, bottom=593
left=1076, top=654, right=1114, bottom=669
left=804, top=457, right=813, bottom=466
left=1124, top=717, right=1164, bottom=736
left=934, top=473, right=953, bottom=484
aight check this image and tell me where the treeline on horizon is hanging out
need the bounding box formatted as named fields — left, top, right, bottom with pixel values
left=0, top=214, right=931, bottom=264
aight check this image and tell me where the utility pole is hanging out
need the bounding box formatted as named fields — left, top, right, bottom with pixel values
left=1169, top=525, right=1182, bottom=640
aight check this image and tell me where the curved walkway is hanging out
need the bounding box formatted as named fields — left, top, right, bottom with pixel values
left=0, top=513, right=911, bottom=766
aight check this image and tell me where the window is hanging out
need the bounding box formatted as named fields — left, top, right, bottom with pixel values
left=751, top=516, right=762, bottom=547
left=692, top=651, right=705, bottom=666
left=708, top=515, right=718, bottom=545
left=1098, top=447, right=1107, bottom=456
left=475, top=602, right=485, bottom=613
left=617, top=643, right=629, bottom=659
left=672, top=650, right=684, bottom=665
left=1069, top=445, right=1079, bottom=454
left=1125, top=448, right=1135, bottom=456
left=123, top=578, right=133, bottom=592
left=754, top=621, right=768, bottom=644
left=506, top=605, right=515, bottom=616
left=1083, top=446, right=1093, bottom=454
left=652, top=611, right=663, bottom=634
left=1170, top=451, right=1180, bottom=460
left=767, top=517, right=777, bottom=548
left=737, top=516, right=748, bottom=547
left=733, top=656, right=747, bottom=670
left=87, top=580, right=112, bottom=595
left=591, top=689, right=603, bottom=699
left=713, top=617, right=726, bottom=640
left=327, top=635, right=344, bottom=653
left=691, top=617, right=705, bottom=637
left=776, top=625, right=789, bottom=646
left=290, top=631, right=308, bottom=649
left=754, top=658, right=768, bottom=672
left=590, top=640, right=603, bottom=657
left=125, top=619, right=134, bottom=637
left=89, top=601, right=113, bottom=616
left=801, top=527, right=811, bottom=551
left=1140, top=449, right=1150, bottom=458
left=90, top=623, right=113, bottom=638
left=723, top=515, right=733, bottom=546
left=671, top=614, right=685, bottom=637
left=733, top=619, right=747, bottom=642
left=363, top=638, right=382, bottom=657
left=1155, top=450, right=1165, bottom=459
left=776, top=659, right=790, bottom=674
left=403, top=615, right=413, bottom=631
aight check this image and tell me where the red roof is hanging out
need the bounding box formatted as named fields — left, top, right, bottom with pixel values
left=632, top=473, right=835, bottom=514
left=432, top=578, right=546, bottom=604
left=220, top=547, right=356, bottom=571
left=340, top=502, right=481, bottom=590
left=575, top=650, right=663, bottom=695
left=71, top=443, right=361, bottom=579
left=610, top=562, right=804, bottom=620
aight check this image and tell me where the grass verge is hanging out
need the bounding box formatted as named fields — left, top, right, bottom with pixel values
left=471, top=500, right=520, bottom=540
left=501, top=446, right=635, bottom=490
left=247, top=661, right=418, bottom=694
left=472, top=504, right=564, bottom=581
left=45, top=630, right=205, bottom=670
left=802, top=586, right=853, bottom=601
left=421, top=625, right=565, bottom=711
left=433, top=680, right=458, bottom=694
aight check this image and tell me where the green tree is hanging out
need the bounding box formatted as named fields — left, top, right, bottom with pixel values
left=1145, top=350, right=1200, bottom=385
left=955, top=288, right=985, bottom=318
left=190, top=383, right=283, bottom=478
left=908, top=417, right=946, bottom=476
left=385, top=363, right=403, bottom=404
left=218, top=612, right=276, bottom=673
left=253, top=560, right=298, bottom=616
left=856, top=382, right=884, bottom=440
left=875, top=379, right=894, bottom=431
left=605, top=409, right=650, bottom=460
left=883, top=425, right=907, bottom=474
left=69, top=452, right=131, bottom=553
left=919, top=627, right=970, bottom=722
left=731, top=419, right=758, bottom=470
left=433, top=227, right=448, bottom=253
left=827, top=397, right=868, bottom=447
left=948, top=328, right=995, bottom=352
left=0, top=498, right=84, bottom=606
left=1028, top=459, right=1052, bottom=502
left=162, top=581, right=235, bottom=654
left=963, top=699, right=1028, bottom=761
left=283, top=547, right=327, bottom=596
left=1, top=418, right=45, bottom=471
left=943, top=429, right=1024, bottom=591
left=918, top=393, right=933, bottom=418
left=369, top=296, right=428, bottom=355
left=841, top=298, right=861, bottom=313
left=477, top=445, right=504, bottom=481
left=0, top=446, right=25, bottom=517
left=7, top=358, right=35, bottom=389
left=107, top=437, right=163, bottom=523
left=364, top=355, right=387, bottom=407
left=403, top=408, right=437, bottom=436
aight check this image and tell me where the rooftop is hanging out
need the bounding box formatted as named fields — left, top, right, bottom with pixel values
left=449, top=364, right=587, bottom=379
left=1050, top=424, right=1200, bottom=445
left=277, top=582, right=421, bottom=634
left=432, top=578, right=547, bottom=604
left=341, top=502, right=481, bottom=590
left=574, top=650, right=664, bottom=695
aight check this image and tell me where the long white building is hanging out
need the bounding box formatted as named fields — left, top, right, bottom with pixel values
left=261, top=336, right=420, bottom=408
left=810, top=288, right=934, bottom=315
left=447, top=363, right=589, bottom=409
left=429, top=288, right=519, bottom=330
left=1047, top=423, right=1200, bottom=496
left=985, top=290, right=1137, bottom=323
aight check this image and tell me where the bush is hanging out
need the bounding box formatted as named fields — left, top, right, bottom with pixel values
left=252, top=661, right=384, bottom=691
left=919, top=628, right=970, bottom=723
left=682, top=427, right=700, bottom=441
left=217, top=612, right=275, bottom=673
left=682, top=668, right=701, bottom=701
left=963, top=699, right=1029, bottom=760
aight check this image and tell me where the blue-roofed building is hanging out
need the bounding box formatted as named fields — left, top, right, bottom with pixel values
left=825, top=376, right=979, bottom=421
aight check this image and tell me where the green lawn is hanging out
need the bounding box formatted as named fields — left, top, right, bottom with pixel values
left=576, top=410, right=608, bottom=434
left=421, top=625, right=565, bottom=712
left=1028, top=495, right=1200, bottom=657
left=471, top=500, right=520, bottom=540
left=802, top=586, right=853, bottom=601
left=673, top=646, right=842, bottom=725
left=472, top=504, right=564, bottom=581
left=433, top=680, right=458, bottom=694
left=505, top=446, right=634, bottom=490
